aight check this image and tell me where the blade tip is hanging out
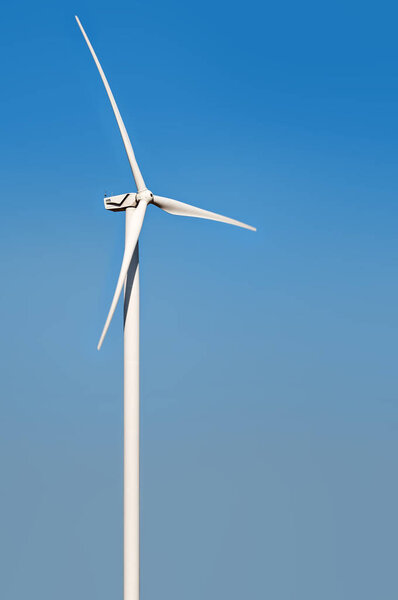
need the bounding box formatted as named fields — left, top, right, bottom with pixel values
left=75, top=15, right=83, bottom=30
left=241, top=223, right=256, bottom=232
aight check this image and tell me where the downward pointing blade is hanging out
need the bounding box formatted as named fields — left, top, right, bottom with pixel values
left=153, top=195, right=256, bottom=231
left=75, top=16, right=146, bottom=192
left=98, top=201, right=148, bottom=350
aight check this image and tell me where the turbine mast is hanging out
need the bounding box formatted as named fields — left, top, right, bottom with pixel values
left=123, top=210, right=140, bottom=600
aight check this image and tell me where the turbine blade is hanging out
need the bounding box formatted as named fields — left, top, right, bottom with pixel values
left=75, top=16, right=146, bottom=192
left=153, top=195, right=256, bottom=232
left=97, top=202, right=148, bottom=350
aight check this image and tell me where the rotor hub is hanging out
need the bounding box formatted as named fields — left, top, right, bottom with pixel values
left=136, top=189, right=154, bottom=204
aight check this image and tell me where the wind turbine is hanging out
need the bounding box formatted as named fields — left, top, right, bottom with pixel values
left=75, top=15, right=256, bottom=600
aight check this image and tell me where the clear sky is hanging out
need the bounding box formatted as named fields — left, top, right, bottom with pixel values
left=1, top=1, right=397, bottom=598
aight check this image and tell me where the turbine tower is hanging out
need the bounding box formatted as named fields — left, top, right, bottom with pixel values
left=75, top=16, right=256, bottom=600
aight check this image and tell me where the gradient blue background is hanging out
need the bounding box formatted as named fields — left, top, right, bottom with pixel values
left=1, top=1, right=397, bottom=598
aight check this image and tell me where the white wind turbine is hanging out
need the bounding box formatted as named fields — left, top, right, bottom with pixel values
left=75, top=15, right=256, bottom=600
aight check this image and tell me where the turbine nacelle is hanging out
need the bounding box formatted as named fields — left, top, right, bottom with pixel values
left=104, top=193, right=137, bottom=211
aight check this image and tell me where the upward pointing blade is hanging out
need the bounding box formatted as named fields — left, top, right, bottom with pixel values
left=75, top=16, right=146, bottom=192
left=97, top=201, right=148, bottom=350
left=153, top=195, right=256, bottom=231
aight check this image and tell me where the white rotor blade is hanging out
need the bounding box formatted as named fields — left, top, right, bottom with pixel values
left=98, top=202, right=148, bottom=350
left=75, top=16, right=146, bottom=192
left=153, top=195, right=256, bottom=231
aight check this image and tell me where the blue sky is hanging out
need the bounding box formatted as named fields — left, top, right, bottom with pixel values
left=1, top=1, right=398, bottom=598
